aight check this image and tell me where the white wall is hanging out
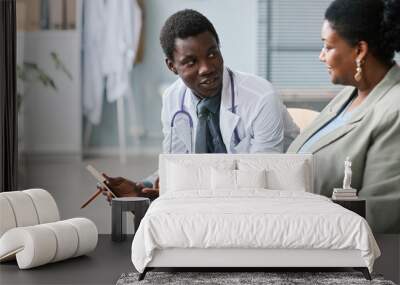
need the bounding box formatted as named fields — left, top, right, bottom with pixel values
left=21, top=31, right=82, bottom=154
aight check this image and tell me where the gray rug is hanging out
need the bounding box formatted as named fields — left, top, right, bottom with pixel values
left=116, top=271, right=396, bottom=285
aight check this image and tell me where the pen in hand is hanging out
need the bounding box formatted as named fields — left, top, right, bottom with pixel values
left=80, top=188, right=103, bottom=209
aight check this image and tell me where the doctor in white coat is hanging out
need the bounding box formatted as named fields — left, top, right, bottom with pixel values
left=162, top=67, right=299, bottom=154
left=100, top=9, right=299, bottom=200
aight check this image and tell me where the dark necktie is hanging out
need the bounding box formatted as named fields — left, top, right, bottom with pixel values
left=195, top=100, right=209, bottom=153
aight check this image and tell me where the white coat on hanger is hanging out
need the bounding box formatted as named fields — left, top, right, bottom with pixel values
left=82, top=0, right=105, bottom=125
left=83, top=0, right=142, bottom=124
left=102, top=0, right=142, bottom=102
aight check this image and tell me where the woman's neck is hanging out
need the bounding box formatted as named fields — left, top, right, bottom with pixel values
left=347, top=60, right=393, bottom=112
left=356, top=60, right=393, bottom=99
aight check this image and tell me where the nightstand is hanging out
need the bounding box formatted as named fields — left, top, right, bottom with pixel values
left=111, top=197, right=150, bottom=242
left=332, top=198, right=366, bottom=218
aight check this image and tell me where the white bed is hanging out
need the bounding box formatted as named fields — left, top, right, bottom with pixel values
left=131, top=154, right=380, bottom=280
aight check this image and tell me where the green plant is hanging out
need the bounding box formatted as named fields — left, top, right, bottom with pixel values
left=16, top=51, right=72, bottom=111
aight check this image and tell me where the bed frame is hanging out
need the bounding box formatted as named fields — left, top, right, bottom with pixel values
left=139, top=249, right=371, bottom=280
left=138, top=154, right=372, bottom=281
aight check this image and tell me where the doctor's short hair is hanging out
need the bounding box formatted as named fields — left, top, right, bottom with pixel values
left=160, top=9, right=220, bottom=60
left=325, top=0, right=400, bottom=66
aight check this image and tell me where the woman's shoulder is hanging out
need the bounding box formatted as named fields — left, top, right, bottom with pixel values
left=364, top=81, right=400, bottom=133
left=374, top=80, right=400, bottom=115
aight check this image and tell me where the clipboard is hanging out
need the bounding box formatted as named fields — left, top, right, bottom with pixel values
left=81, top=165, right=117, bottom=209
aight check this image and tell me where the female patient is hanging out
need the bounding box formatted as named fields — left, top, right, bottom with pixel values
left=288, top=0, right=400, bottom=233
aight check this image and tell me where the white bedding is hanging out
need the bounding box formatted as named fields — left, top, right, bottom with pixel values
left=131, top=190, right=380, bottom=273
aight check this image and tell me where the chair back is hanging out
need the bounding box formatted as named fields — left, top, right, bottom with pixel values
left=287, top=108, right=320, bottom=132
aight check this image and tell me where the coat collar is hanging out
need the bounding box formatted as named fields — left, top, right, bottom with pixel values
left=219, top=66, right=240, bottom=151
left=175, top=66, right=240, bottom=153
left=346, top=63, right=400, bottom=124
left=290, top=64, right=400, bottom=153
left=173, top=87, right=197, bottom=153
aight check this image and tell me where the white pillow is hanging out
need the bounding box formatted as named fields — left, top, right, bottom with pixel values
left=211, top=168, right=236, bottom=190
left=236, top=169, right=267, bottom=189
left=238, top=159, right=309, bottom=191
left=268, top=164, right=307, bottom=191
left=211, top=168, right=267, bottom=190
left=165, top=159, right=235, bottom=192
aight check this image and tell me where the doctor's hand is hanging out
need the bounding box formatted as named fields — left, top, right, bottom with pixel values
left=99, top=174, right=159, bottom=203
left=100, top=174, right=143, bottom=202
left=141, top=177, right=160, bottom=200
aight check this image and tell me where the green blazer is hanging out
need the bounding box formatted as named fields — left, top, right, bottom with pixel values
left=288, top=64, right=400, bottom=233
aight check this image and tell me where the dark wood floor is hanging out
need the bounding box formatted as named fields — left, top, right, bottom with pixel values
left=0, top=235, right=134, bottom=285
left=1, top=234, right=399, bottom=284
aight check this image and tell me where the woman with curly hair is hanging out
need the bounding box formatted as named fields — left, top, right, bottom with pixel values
left=289, top=0, right=400, bottom=233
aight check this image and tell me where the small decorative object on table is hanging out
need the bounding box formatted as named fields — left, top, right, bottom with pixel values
left=332, top=157, right=366, bottom=218
left=332, top=157, right=358, bottom=200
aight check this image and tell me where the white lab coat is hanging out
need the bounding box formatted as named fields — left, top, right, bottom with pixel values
left=82, top=0, right=105, bottom=125
left=102, top=0, right=142, bottom=102
left=82, top=0, right=142, bottom=125
left=161, top=67, right=299, bottom=154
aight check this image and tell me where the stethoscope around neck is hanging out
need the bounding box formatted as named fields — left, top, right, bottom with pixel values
left=169, top=68, right=239, bottom=153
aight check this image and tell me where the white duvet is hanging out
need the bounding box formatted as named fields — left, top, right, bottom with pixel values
left=131, top=190, right=380, bottom=273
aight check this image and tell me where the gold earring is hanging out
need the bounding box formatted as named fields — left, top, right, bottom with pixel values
left=354, top=59, right=362, bottom=81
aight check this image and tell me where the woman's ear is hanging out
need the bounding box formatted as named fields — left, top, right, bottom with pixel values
left=356, top=41, right=368, bottom=62
left=165, top=58, right=178, bottom=75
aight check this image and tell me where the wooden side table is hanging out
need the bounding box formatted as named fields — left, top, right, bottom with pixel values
left=332, top=198, right=366, bottom=218
left=111, top=197, right=150, bottom=242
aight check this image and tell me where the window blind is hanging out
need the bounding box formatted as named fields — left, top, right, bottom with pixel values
left=258, top=0, right=338, bottom=97
left=257, top=0, right=399, bottom=98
